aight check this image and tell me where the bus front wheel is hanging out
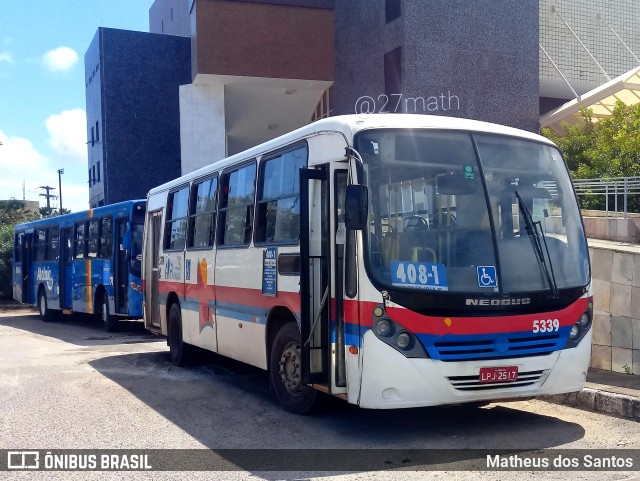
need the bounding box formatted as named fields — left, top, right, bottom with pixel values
left=168, top=303, right=195, bottom=366
left=269, top=323, right=317, bottom=414
left=38, top=288, right=56, bottom=322
left=100, top=295, right=118, bottom=332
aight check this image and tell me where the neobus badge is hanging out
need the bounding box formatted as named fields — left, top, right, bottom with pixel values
left=466, top=298, right=531, bottom=307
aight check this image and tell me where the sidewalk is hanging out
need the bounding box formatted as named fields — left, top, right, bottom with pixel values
left=542, top=368, right=640, bottom=421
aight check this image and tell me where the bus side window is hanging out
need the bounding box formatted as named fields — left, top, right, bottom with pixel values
left=218, top=162, right=256, bottom=247
left=100, top=217, right=113, bottom=258
left=74, top=222, right=85, bottom=259
left=188, top=177, right=217, bottom=249
left=48, top=227, right=59, bottom=261
left=87, top=219, right=99, bottom=258
left=165, top=186, right=189, bottom=251
left=34, top=228, right=47, bottom=262
left=256, top=146, right=306, bottom=244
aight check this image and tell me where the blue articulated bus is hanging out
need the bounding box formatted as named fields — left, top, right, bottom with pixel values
left=13, top=200, right=146, bottom=331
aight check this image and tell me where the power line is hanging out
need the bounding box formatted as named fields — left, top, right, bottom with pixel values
left=38, top=185, right=57, bottom=209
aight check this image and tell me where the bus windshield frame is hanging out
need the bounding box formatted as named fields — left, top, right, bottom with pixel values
left=356, top=128, right=590, bottom=316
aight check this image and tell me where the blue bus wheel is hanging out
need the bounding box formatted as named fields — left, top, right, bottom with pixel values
left=38, top=288, right=57, bottom=322
left=100, top=295, right=118, bottom=332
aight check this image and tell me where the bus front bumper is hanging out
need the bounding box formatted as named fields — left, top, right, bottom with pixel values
left=357, top=329, right=592, bottom=409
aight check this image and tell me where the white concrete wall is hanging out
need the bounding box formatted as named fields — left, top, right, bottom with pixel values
left=589, top=239, right=640, bottom=375
left=179, top=83, right=226, bottom=175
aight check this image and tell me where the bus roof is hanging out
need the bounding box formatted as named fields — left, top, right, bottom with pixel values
left=14, top=199, right=146, bottom=231
left=149, top=114, right=556, bottom=196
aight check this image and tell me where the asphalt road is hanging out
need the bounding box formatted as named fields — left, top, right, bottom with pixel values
left=0, top=306, right=638, bottom=481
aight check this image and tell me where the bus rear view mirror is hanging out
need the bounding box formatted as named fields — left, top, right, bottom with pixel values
left=345, top=185, right=368, bottom=230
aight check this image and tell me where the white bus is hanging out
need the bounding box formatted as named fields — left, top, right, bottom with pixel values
left=143, top=114, right=592, bottom=414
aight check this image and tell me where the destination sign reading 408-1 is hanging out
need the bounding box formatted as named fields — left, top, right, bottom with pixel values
left=390, top=261, right=448, bottom=291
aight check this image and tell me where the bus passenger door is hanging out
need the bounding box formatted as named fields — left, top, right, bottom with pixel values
left=59, top=227, right=73, bottom=310
left=144, top=211, right=162, bottom=329
left=115, top=218, right=129, bottom=314
left=20, top=234, right=32, bottom=304
left=300, top=166, right=330, bottom=385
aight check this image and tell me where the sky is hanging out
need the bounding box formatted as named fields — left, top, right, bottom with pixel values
left=0, top=1, right=152, bottom=213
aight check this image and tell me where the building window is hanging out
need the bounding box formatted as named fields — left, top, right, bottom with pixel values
left=90, top=126, right=94, bottom=146
left=256, top=146, right=307, bottom=244
left=165, top=186, right=189, bottom=251
left=218, top=163, right=256, bottom=247
left=188, top=177, right=217, bottom=249
left=92, top=165, right=96, bottom=186
left=384, top=47, right=403, bottom=103
left=95, top=120, right=99, bottom=142
left=385, top=0, right=401, bottom=23
left=96, top=162, right=101, bottom=182
left=88, top=168, right=93, bottom=186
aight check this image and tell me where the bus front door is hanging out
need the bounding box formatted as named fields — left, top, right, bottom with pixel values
left=59, top=227, right=73, bottom=310
left=300, top=167, right=330, bottom=386
left=20, top=234, right=32, bottom=304
left=115, top=218, right=128, bottom=314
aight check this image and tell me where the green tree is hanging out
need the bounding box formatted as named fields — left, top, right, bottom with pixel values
left=542, top=101, right=640, bottom=211
left=0, top=204, right=39, bottom=297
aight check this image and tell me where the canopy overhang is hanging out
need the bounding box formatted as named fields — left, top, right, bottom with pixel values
left=540, top=66, right=640, bottom=133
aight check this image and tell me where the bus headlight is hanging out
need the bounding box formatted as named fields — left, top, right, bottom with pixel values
left=579, top=313, right=590, bottom=327
left=563, top=299, right=592, bottom=349
left=370, top=304, right=428, bottom=358
left=396, top=331, right=412, bottom=349
left=569, top=324, right=580, bottom=339
left=375, top=319, right=393, bottom=337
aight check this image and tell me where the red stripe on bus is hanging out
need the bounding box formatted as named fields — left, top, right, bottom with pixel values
left=156, top=279, right=587, bottom=336
left=157, top=280, right=301, bottom=313
left=344, top=297, right=588, bottom=336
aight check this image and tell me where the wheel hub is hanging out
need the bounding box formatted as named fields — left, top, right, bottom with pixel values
left=279, top=341, right=303, bottom=396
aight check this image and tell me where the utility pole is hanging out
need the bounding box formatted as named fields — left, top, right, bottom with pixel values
left=57, top=169, right=64, bottom=211
left=39, top=185, right=57, bottom=209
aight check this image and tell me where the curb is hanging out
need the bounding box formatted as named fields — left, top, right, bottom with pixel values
left=541, top=387, right=640, bottom=421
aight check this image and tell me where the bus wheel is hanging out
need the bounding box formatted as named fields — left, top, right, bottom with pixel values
left=269, top=323, right=317, bottom=414
left=168, top=303, right=195, bottom=366
left=38, top=288, right=56, bottom=322
left=100, top=295, right=118, bottom=332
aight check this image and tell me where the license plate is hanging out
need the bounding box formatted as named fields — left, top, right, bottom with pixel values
left=479, top=366, right=518, bottom=383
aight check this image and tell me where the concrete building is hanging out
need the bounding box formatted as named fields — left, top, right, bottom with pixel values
left=333, top=0, right=540, bottom=132
left=152, top=0, right=334, bottom=173
left=84, top=28, right=191, bottom=208
left=84, top=0, right=640, bottom=203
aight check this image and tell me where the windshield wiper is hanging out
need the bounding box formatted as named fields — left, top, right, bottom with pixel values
left=514, top=190, right=559, bottom=298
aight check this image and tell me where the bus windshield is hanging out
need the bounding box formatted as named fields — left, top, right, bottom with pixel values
left=358, top=129, right=589, bottom=296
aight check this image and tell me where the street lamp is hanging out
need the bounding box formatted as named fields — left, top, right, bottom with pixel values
left=57, top=169, right=64, bottom=212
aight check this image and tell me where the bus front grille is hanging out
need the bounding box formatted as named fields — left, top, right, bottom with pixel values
left=429, top=334, right=563, bottom=361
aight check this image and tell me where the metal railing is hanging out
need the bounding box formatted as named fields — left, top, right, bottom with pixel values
left=572, top=176, right=640, bottom=218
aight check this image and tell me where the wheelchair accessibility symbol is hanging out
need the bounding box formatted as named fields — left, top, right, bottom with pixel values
left=477, top=266, right=498, bottom=288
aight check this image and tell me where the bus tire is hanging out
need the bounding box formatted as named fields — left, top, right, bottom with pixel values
left=38, top=288, right=56, bottom=322
left=100, top=295, right=118, bottom=332
left=168, top=303, right=195, bottom=366
left=269, top=322, right=317, bottom=415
